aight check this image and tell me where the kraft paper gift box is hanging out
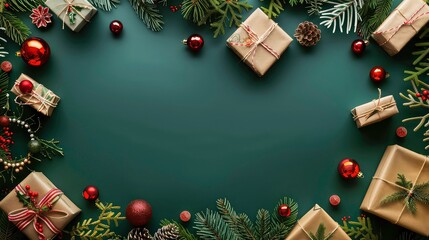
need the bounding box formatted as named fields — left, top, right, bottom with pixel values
left=11, top=73, right=61, bottom=117
left=372, top=0, right=429, bottom=56
left=0, top=172, right=81, bottom=240
left=226, top=8, right=293, bottom=77
left=45, top=0, right=97, bottom=32
left=360, top=145, right=429, bottom=236
left=286, top=204, right=351, bottom=240
left=351, top=90, right=398, bottom=128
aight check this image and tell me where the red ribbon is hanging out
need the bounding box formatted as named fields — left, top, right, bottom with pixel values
left=373, top=3, right=429, bottom=46
left=228, top=23, right=280, bottom=74
left=8, top=185, right=66, bottom=240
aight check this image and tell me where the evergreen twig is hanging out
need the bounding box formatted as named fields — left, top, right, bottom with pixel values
left=309, top=224, right=333, bottom=240
left=129, top=0, right=163, bottom=31
left=0, top=211, right=22, bottom=240
left=88, top=0, right=120, bottom=11
left=0, top=11, right=30, bottom=44
left=260, top=0, right=286, bottom=18
left=7, top=0, right=43, bottom=12
left=357, top=0, right=392, bottom=40
left=341, top=216, right=379, bottom=240
left=181, top=0, right=210, bottom=24
left=319, top=0, right=364, bottom=34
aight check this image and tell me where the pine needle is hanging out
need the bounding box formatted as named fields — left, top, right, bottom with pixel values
left=0, top=70, right=9, bottom=108
left=129, top=0, right=163, bottom=31
left=358, top=0, right=392, bottom=39
left=88, top=0, right=120, bottom=11
left=260, top=0, right=286, bottom=18
left=182, top=0, right=210, bottom=23
left=319, top=0, right=364, bottom=34
left=0, top=11, right=31, bottom=44
left=7, top=0, right=43, bottom=12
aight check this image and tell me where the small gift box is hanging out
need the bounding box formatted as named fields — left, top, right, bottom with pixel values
left=372, top=0, right=429, bottom=56
left=226, top=8, right=293, bottom=77
left=45, top=0, right=97, bottom=32
left=351, top=89, right=398, bottom=128
left=0, top=172, right=81, bottom=240
left=361, top=145, right=429, bottom=236
left=11, top=73, right=60, bottom=117
left=286, top=204, right=351, bottom=240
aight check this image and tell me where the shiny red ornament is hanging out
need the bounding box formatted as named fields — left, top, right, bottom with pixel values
left=18, top=80, right=33, bottom=94
left=183, top=34, right=204, bottom=51
left=82, top=185, right=99, bottom=201
left=0, top=116, right=9, bottom=127
left=180, top=210, right=191, bottom=222
left=351, top=39, right=367, bottom=55
left=338, top=158, right=361, bottom=179
left=329, top=195, right=341, bottom=206
left=19, top=37, right=50, bottom=67
left=278, top=204, right=291, bottom=217
left=109, top=20, right=123, bottom=35
left=126, top=199, right=152, bottom=227
left=369, top=66, right=387, bottom=82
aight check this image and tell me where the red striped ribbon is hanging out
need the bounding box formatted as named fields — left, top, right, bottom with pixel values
left=8, top=185, right=67, bottom=240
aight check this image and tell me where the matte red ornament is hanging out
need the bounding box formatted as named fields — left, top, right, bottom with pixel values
left=19, top=37, right=50, bottom=67
left=369, top=66, right=387, bottom=82
left=126, top=199, right=152, bottom=227
left=180, top=210, right=191, bottom=222
left=109, top=20, right=123, bottom=35
left=1, top=61, right=12, bottom=73
left=18, top=80, right=33, bottom=94
left=183, top=34, right=204, bottom=51
left=0, top=116, right=9, bottom=127
left=338, top=158, right=362, bottom=179
left=351, top=39, right=367, bottom=55
left=278, top=204, right=291, bottom=217
left=396, top=126, right=407, bottom=138
left=329, top=195, right=341, bottom=206
left=82, top=185, right=99, bottom=201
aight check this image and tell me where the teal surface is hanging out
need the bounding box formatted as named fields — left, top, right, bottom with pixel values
left=2, top=0, right=428, bottom=238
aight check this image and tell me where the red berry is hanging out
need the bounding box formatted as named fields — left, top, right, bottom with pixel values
left=424, top=90, right=429, bottom=95
left=4, top=3, right=9, bottom=8
left=423, top=96, right=427, bottom=101
left=396, top=126, right=407, bottom=138
left=25, top=185, right=30, bottom=190
left=33, top=192, right=38, bottom=197
left=416, top=93, right=421, bottom=97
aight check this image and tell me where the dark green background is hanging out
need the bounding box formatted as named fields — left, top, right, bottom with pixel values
left=2, top=0, right=428, bottom=238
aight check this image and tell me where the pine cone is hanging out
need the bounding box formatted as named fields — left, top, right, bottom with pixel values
left=294, top=21, right=321, bottom=47
left=153, top=224, right=180, bottom=240
left=128, top=228, right=152, bottom=240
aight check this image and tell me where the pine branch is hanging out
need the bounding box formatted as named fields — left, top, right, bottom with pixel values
left=0, top=11, right=31, bottom=44
left=160, top=219, right=198, bottom=240
left=7, top=0, right=44, bottom=12
left=194, top=209, right=238, bottom=240
left=0, top=70, right=9, bottom=109
left=341, top=216, right=379, bottom=240
left=255, top=209, right=271, bottom=240
left=181, top=0, right=211, bottom=23
left=36, top=138, right=64, bottom=159
left=319, top=0, right=364, bottom=34
left=306, top=0, right=326, bottom=16
left=0, top=210, right=22, bottom=240
left=260, top=0, right=286, bottom=18
left=129, top=0, right=163, bottom=31
left=404, top=60, right=429, bottom=87
left=209, top=0, right=252, bottom=38
left=88, top=0, right=120, bottom=11
left=357, top=0, right=392, bottom=39
left=288, top=0, right=305, bottom=6
left=309, top=224, right=332, bottom=240
left=272, top=197, right=298, bottom=228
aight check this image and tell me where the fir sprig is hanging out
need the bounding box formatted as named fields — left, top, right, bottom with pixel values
left=341, top=215, right=378, bottom=240
left=260, top=0, right=286, bottom=19
left=129, top=0, right=163, bottom=32
left=0, top=70, right=9, bottom=109
left=181, top=0, right=210, bottom=24
left=381, top=174, right=429, bottom=214
left=70, top=200, right=126, bottom=240
left=319, top=0, right=364, bottom=34
left=0, top=11, right=30, bottom=44
left=36, top=137, right=64, bottom=159
left=0, top=211, right=22, bottom=240
left=88, top=0, right=120, bottom=11
left=309, top=224, right=332, bottom=240
left=6, top=0, right=43, bottom=12
left=357, top=0, right=392, bottom=39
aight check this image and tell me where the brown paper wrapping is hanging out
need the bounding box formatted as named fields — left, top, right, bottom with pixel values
left=11, top=74, right=60, bottom=117
left=45, top=0, right=97, bottom=32
left=0, top=172, right=81, bottom=240
left=285, top=204, right=351, bottom=240
left=226, top=8, right=293, bottom=77
left=351, top=95, right=398, bottom=128
left=371, top=0, right=429, bottom=56
left=360, top=145, right=429, bottom=236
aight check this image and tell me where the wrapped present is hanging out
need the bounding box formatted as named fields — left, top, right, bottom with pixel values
left=45, top=0, right=97, bottom=32
left=361, top=145, right=429, bottom=236
left=226, top=8, right=293, bottom=77
left=286, top=204, right=351, bottom=240
left=351, top=89, right=398, bottom=128
left=11, top=73, right=60, bottom=117
left=371, top=0, right=429, bottom=56
left=0, top=172, right=81, bottom=240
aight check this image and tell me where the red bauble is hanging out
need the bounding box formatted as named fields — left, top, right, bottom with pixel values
left=278, top=204, right=291, bottom=217
left=183, top=34, right=204, bottom=51
left=396, top=126, right=407, bottom=138
left=19, top=37, right=50, bottom=67
left=180, top=210, right=191, bottom=222
left=18, top=80, right=34, bottom=94
left=82, top=185, right=99, bottom=201
left=110, top=20, right=123, bottom=35
left=351, top=39, right=367, bottom=55
left=0, top=116, right=9, bottom=127
left=338, top=158, right=361, bottom=179
left=126, top=199, right=152, bottom=227
left=329, top=195, right=341, bottom=206
left=369, top=66, right=387, bottom=82
left=1, top=61, right=12, bottom=73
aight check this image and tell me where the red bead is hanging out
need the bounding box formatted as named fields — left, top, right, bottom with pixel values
left=277, top=204, right=291, bottom=217
left=396, top=126, right=407, bottom=138
left=329, top=195, right=341, bottom=206
left=82, top=185, right=99, bottom=201
left=4, top=3, right=9, bottom=8
left=18, top=80, right=34, bottom=94
left=0, top=116, right=9, bottom=127
left=180, top=210, right=191, bottom=222
left=184, top=34, right=204, bottom=52
left=416, top=93, right=422, bottom=97
left=109, top=20, right=123, bottom=35
left=423, top=96, right=427, bottom=101
left=351, top=39, right=366, bottom=55
left=369, top=66, right=387, bottom=82
left=338, top=158, right=361, bottom=179
left=25, top=185, right=30, bottom=190
left=19, top=37, right=50, bottom=67
left=1, top=61, right=12, bottom=73
left=424, top=90, right=429, bottom=95
left=33, top=192, right=38, bottom=197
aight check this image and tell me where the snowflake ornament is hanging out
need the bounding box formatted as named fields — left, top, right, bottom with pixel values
left=30, top=5, right=52, bottom=28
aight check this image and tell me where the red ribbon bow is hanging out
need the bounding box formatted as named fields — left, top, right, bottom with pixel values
left=8, top=185, right=66, bottom=240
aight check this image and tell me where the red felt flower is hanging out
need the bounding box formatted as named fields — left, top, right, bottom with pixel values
left=30, top=5, right=52, bottom=28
